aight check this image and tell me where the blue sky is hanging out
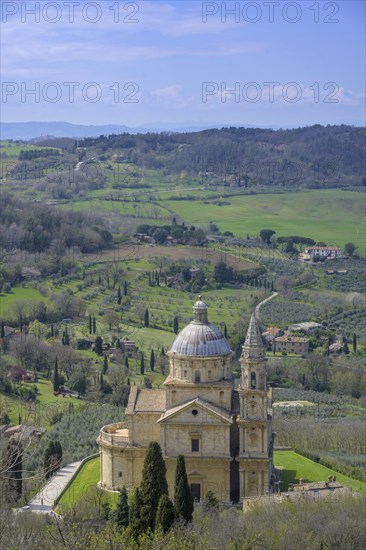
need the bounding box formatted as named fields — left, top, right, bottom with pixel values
left=1, top=0, right=365, bottom=127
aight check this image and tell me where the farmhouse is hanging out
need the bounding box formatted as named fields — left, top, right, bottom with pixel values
left=98, top=299, right=274, bottom=503
left=304, top=246, right=342, bottom=260
left=274, top=335, right=309, bottom=354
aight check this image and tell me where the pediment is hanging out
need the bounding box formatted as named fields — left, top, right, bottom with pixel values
left=158, top=397, right=232, bottom=425
left=187, top=470, right=206, bottom=479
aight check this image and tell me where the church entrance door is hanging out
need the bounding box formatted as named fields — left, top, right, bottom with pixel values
left=190, top=483, right=201, bottom=502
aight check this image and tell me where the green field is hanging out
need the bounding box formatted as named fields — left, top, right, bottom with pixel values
left=162, top=190, right=366, bottom=254
left=0, top=285, right=46, bottom=316
left=274, top=451, right=366, bottom=494
left=57, top=456, right=118, bottom=510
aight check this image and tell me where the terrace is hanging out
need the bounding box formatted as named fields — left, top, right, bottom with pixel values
left=98, top=422, right=131, bottom=448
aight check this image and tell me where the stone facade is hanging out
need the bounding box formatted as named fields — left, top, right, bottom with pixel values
left=98, top=299, right=274, bottom=503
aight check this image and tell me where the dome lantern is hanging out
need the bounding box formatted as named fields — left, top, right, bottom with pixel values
left=193, top=295, right=208, bottom=323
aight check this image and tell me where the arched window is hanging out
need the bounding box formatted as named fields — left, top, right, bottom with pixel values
left=183, top=370, right=188, bottom=379
left=208, top=370, right=212, bottom=380
left=219, top=391, right=225, bottom=402
left=195, top=370, right=201, bottom=383
left=250, top=372, right=256, bottom=389
left=172, top=390, right=177, bottom=403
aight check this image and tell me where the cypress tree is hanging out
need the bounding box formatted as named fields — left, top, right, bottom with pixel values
left=53, top=357, right=60, bottom=392
left=63, top=330, right=70, bottom=346
left=353, top=333, right=357, bottom=353
left=125, top=357, right=129, bottom=369
left=224, top=323, right=227, bottom=339
left=89, top=314, right=92, bottom=334
left=54, top=440, right=62, bottom=470
left=103, top=354, right=108, bottom=374
left=150, top=349, right=155, bottom=372
left=173, top=316, right=179, bottom=334
left=129, top=487, right=144, bottom=539
left=92, top=316, right=96, bottom=334
left=50, top=323, right=54, bottom=337
left=139, top=441, right=168, bottom=532
left=174, top=454, right=193, bottom=523
left=95, top=336, right=103, bottom=355
left=0, top=320, right=4, bottom=339
left=124, top=280, right=128, bottom=296
left=117, top=286, right=122, bottom=305
left=140, top=353, right=145, bottom=375
left=114, top=486, right=129, bottom=528
left=156, top=494, right=175, bottom=533
left=144, top=308, right=149, bottom=328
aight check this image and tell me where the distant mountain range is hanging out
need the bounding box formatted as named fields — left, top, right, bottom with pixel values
left=1, top=121, right=292, bottom=140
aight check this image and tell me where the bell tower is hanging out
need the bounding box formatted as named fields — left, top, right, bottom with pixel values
left=237, top=314, right=273, bottom=498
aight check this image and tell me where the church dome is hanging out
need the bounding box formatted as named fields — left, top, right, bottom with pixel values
left=170, top=298, right=231, bottom=357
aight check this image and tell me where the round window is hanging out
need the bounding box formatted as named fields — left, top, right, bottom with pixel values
left=192, top=409, right=198, bottom=416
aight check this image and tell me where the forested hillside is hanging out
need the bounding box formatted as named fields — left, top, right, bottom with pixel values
left=68, top=125, right=365, bottom=188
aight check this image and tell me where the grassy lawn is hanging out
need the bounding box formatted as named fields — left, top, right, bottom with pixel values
left=57, top=456, right=118, bottom=510
left=274, top=451, right=366, bottom=494
left=0, top=285, right=46, bottom=316
left=162, top=190, right=366, bottom=253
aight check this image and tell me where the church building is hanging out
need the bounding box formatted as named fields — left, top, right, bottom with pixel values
left=97, top=298, right=274, bottom=502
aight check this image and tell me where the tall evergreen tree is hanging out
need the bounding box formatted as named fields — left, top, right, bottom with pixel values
left=92, top=316, right=96, bottom=334
left=0, top=320, right=4, bottom=339
left=54, top=440, right=62, bottom=467
left=156, top=494, right=175, bottom=533
left=224, top=323, right=227, bottom=339
left=353, top=333, right=357, bottom=353
left=95, top=336, right=103, bottom=355
left=173, top=316, right=179, bottom=334
left=150, top=349, right=155, bottom=372
left=174, top=454, right=193, bottom=523
left=124, top=280, right=128, bottom=296
left=144, top=308, right=149, bottom=328
left=88, top=314, right=92, bottom=334
left=129, top=487, right=144, bottom=539
left=139, top=441, right=168, bottom=532
left=53, top=357, right=60, bottom=392
left=113, top=486, right=129, bottom=528
left=44, top=440, right=62, bottom=479
left=125, top=357, right=129, bottom=369
left=50, top=323, right=54, bottom=337
left=140, top=353, right=145, bottom=375
left=117, top=286, right=122, bottom=305
left=103, top=354, right=108, bottom=374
